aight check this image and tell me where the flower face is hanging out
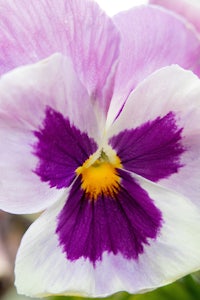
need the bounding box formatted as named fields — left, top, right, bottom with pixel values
left=32, top=103, right=186, bottom=266
left=34, top=105, right=164, bottom=265
left=1, top=0, right=200, bottom=298
left=0, top=54, right=200, bottom=298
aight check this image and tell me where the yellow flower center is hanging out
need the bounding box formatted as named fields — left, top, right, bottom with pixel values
left=76, top=149, right=122, bottom=200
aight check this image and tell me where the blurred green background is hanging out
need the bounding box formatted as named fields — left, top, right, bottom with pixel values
left=1, top=211, right=200, bottom=300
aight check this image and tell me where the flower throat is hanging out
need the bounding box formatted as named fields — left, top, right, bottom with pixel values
left=76, top=149, right=122, bottom=200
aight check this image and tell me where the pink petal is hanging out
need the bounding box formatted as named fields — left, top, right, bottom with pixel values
left=0, top=53, right=99, bottom=214
left=61, top=0, right=120, bottom=114
left=0, top=0, right=120, bottom=113
left=150, top=0, right=200, bottom=33
left=107, top=5, right=200, bottom=124
left=108, top=65, right=200, bottom=207
left=0, top=0, right=67, bottom=72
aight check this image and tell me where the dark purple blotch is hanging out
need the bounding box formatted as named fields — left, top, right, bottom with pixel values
left=56, top=170, right=162, bottom=265
left=33, top=106, right=97, bottom=188
left=110, top=112, right=185, bottom=182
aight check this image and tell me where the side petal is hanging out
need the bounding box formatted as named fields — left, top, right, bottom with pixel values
left=107, top=5, right=200, bottom=124
left=0, top=0, right=120, bottom=113
left=150, top=0, right=200, bottom=33
left=0, top=54, right=98, bottom=214
left=108, top=65, right=200, bottom=207
left=15, top=173, right=200, bottom=297
left=0, top=53, right=99, bottom=138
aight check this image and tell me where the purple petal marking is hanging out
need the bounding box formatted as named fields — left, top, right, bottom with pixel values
left=56, top=170, right=162, bottom=265
left=110, top=112, right=185, bottom=182
left=33, top=106, right=97, bottom=189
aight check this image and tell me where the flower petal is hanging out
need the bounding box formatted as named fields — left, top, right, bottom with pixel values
left=95, top=175, right=200, bottom=295
left=0, top=54, right=99, bottom=214
left=0, top=0, right=120, bottom=113
left=15, top=195, right=95, bottom=297
left=0, top=0, right=68, bottom=71
left=150, top=0, right=200, bottom=33
left=107, top=5, right=200, bottom=124
left=60, top=0, right=120, bottom=114
left=15, top=173, right=200, bottom=297
left=0, top=53, right=99, bottom=138
left=108, top=65, right=200, bottom=206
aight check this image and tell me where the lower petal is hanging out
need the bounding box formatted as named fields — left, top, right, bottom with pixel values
left=15, top=195, right=95, bottom=297
left=15, top=173, right=200, bottom=297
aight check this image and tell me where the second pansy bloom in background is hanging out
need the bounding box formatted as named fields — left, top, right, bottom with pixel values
left=150, top=0, right=200, bottom=34
left=1, top=0, right=200, bottom=298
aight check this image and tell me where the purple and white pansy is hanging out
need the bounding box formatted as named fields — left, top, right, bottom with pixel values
left=1, top=0, right=200, bottom=297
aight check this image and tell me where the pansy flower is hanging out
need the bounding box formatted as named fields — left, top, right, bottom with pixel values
left=1, top=0, right=200, bottom=298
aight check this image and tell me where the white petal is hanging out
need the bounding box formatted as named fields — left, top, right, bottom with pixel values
left=15, top=175, right=200, bottom=297
left=0, top=53, right=99, bottom=214
left=95, top=175, right=200, bottom=295
left=107, top=65, right=200, bottom=207
left=15, top=195, right=95, bottom=297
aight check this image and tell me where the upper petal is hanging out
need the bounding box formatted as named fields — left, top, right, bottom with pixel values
left=60, top=0, right=120, bottom=114
left=0, top=0, right=120, bottom=113
left=150, top=0, right=200, bottom=33
left=108, top=65, right=200, bottom=207
left=0, top=54, right=99, bottom=214
left=107, top=5, right=200, bottom=124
